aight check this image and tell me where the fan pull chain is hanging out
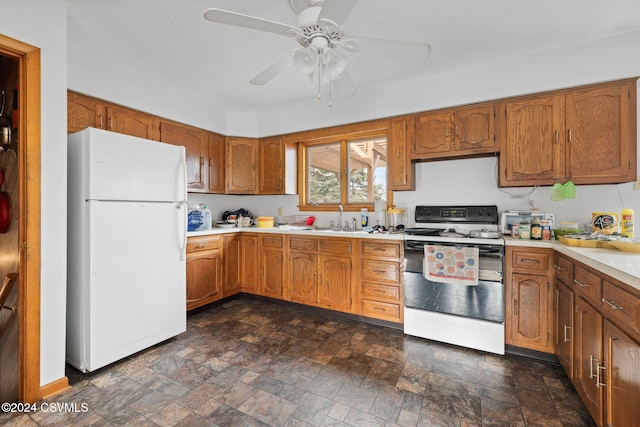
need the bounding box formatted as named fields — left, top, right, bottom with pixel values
left=317, top=48, right=322, bottom=99
left=328, top=76, right=333, bottom=107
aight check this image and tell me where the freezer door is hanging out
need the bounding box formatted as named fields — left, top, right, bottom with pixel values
left=73, top=127, right=186, bottom=203
left=84, top=200, right=186, bottom=372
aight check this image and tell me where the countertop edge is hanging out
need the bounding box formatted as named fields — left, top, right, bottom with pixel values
left=187, top=227, right=404, bottom=240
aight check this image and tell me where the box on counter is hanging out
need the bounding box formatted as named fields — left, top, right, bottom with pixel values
left=592, top=212, right=618, bottom=234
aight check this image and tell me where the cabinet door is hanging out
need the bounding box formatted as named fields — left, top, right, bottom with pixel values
left=224, top=235, right=242, bottom=295
left=499, top=94, right=565, bottom=186
left=388, top=116, right=415, bottom=190
left=106, top=105, right=154, bottom=139
left=261, top=249, right=284, bottom=298
left=452, top=104, right=496, bottom=153
left=158, top=120, right=207, bottom=190
left=186, top=250, right=222, bottom=310
left=208, top=133, right=225, bottom=193
left=226, top=137, right=258, bottom=194
left=318, top=254, right=352, bottom=311
left=289, top=252, right=317, bottom=304
left=555, top=280, right=574, bottom=377
left=241, top=234, right=259, bottom=293
left=574, top=297, right=604, bottom=425
left=565, top=80, right=636, bottom=184
left=67, top=91, right=106, bottom=133
left=259, top=136, right=285, bottom=194
left=507, top=273, right=553, bottom=352
left=604, top=320, right=640, bottom=427
left=413, top=111, right=451, bottom=158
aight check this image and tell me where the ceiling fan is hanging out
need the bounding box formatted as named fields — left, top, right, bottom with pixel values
left=203, top=0, right=431, bottom=104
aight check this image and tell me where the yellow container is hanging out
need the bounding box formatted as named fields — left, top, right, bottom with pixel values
left=257, top=216, right=274, bottom=228
left=592, top=212, right=618, bottom=234
left=621, top=208, right=634, bottom=238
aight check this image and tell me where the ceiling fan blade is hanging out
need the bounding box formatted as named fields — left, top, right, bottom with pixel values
left=317, top=0, right=359, bottom=26
left=249, top=52, right=294, bottom=86
left=332, top=71, right=357, bottom=98
left=203, top=8, right=299, bottom=37
left=342, top=36, right=431, bottom=62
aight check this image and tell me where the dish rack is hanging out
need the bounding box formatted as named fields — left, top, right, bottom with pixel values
left=282, top=215, right=312, bottom=226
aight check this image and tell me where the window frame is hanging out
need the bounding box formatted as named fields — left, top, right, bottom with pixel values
left=297, top=128, right=391, bottom=212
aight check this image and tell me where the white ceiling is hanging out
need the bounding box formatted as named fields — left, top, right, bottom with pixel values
left=65, top=0, right=640, bottom=112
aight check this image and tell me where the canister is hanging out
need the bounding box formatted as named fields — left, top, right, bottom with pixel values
left=519, top=222, right=531, bottom=239
left=257, top=216, right=274, bottom=228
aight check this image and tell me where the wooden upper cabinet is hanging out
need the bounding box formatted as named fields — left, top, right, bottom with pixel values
left=565, top=80, right=636, bottom=184
left=68, top=91, right=106, bottom=133
left=413, top=111, right=451, bottom=157
left=453, top=104, right=496, bottom=153
left=156, top=120, right=207, bottom=190
left=106, top=104, right=154, bottom=139
left=413, top=104, right=497, bottom=160
left=208, top=132, right=226, bottom=193
left=226, top=137, right=258, bottom=194
left=388, top=116, right=415, bottom=191
left=500, top=78, right=637, bottom=187
left=259, top=136, right=285, bottom=194
left=499, top=94, right=564, bottom=186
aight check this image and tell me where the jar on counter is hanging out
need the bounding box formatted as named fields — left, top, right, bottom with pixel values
left=511, top=223, right=520, bottom=238
left=531, top=218, right=542, bottom=240
left=519, top=221, right=531, bottom=239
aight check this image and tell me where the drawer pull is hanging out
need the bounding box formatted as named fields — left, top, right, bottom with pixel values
left=373, top=289, right=385, bottom=293
left=521, top=258, right=539, bottom=264
left=553, top=264, right=565, bottom=272
left=196, top=244, right=206, bottom=248
left=602, top=298, right=623, bottom=310
left=373, top=307, right=385, bottom=312
left=373, top=269, right=387, bottom=274
left=373, top=247, right=387, bottom=252
left=573, top=279, right=589, bottom=288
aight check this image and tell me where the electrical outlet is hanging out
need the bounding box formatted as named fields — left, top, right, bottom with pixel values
left=278, top=207, right=283, bottom=216
left=634, top=176, right=640, bottom=191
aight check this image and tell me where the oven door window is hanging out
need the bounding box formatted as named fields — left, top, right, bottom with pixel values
left=404, top=241, right=504, bottom=323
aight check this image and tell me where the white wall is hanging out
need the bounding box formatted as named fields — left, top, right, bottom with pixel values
left=2, top=0, right=69, bottom=386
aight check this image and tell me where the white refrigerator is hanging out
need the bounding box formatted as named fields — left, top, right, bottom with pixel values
left=66, top=127, right=187, bottom=372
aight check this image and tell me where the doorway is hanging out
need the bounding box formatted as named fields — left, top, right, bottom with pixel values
left=0, top=34, right=41, bottom=403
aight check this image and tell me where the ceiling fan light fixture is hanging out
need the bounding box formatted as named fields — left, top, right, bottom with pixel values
left=292, top=47, right=316, bottom=75
left=323, top=49, right=347, bottom=76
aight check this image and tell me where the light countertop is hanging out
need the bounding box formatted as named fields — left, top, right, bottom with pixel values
left=504, top=236, right=640, bottom=291
left=187, top=227, right=404, bottom=240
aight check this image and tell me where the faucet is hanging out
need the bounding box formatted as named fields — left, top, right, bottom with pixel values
left=336, top=205, right=343, bottom=230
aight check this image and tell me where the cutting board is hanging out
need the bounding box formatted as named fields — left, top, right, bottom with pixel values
left=559, top=236, right=640, bottom=252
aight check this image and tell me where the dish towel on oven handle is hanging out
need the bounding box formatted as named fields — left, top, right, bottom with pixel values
left=424, top=244, right=480, bottom=286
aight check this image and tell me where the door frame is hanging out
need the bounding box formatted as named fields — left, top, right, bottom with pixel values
left=0, top=34, right=41, bottom=403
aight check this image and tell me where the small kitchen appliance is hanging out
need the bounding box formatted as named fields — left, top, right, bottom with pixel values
left=500, top=210, right=554, bottom=235
left=67, top=128, right=187, bottom=372
left=403, top=205, right=505, bottom=354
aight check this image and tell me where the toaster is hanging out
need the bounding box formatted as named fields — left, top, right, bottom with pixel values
left=500, top=211, right=555, bottom=235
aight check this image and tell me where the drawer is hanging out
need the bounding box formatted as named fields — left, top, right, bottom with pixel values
left=602, top=280, right=640, bottom=335
left=186, top=235, right=222, bottom=252
left=573, top=265, right=602, bottom=306
left=361, top=299, right=401, bottom=321
left=319, top=238, right=352, bottom=254
left=261, top=235, right=283, bottom=249
left=361, top=241, right=401, bottom=259
left=289, top=237, right=318, bottom=252
left=361, top=259, right=401, bottom=284
left=511, top=249, right=549, bottom=272
left=362, top=282, right=400, bottom=301
left=553, top=253, right=573, bottom=285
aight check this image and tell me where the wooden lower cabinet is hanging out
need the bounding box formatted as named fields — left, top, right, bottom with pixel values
left=241, top=234, right=259, bottom=293
left=555, top=280, right=574, bottom=376
left=505, top=247, right=554, bottom=353
left=318, top=254, right=352, bottom=312
left=359, top=240, right=403, bottom=323
left=224, top=235, right=242, bottom=295
left=259, top=235, right=285, bottom=298
left=186, top=236, right=223, bottom=311
left=603, top=320, right=640, bottom=427
left=574, top=297, right=604, bottom=424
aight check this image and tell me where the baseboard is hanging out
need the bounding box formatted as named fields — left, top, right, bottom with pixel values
left=40, top=376, right=70, bottom=399
left=505, top=345, right=560, bottom=364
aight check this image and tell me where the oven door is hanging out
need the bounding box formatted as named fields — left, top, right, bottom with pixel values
left=403, top=240, right=504, bottom=323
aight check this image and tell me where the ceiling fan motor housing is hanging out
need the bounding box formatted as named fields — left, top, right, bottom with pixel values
left=296, top=5, right=342, bottom=48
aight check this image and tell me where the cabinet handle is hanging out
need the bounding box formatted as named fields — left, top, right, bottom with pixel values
left=553, top=264, right=565, bottom=272
left=602, top=298, right=623, bottom=310
left=195, top=244, right=206, bottom=249
left=513, top=299, right=518, bottom=315
left=555, top=129, right=559, bottom=145
left=97, top=114, right=103, bottom=128
left=445, top=125, right=449, bottom=137
left=568, top=128, right=572, bottom=143
left=573, top=279, right=589, bottom=288
left=373, top=269, right=387, bottom=274
left=563, top=324, right=571, bottom=343
left=109, top=116, right=113, bottom=130
left=0, top=304, right=17, bottom=312
left=589, top=355, right=596, bottom=379
left=455, top=123, right=459, bottom=136
left=595, top=361, right=606, bottom=388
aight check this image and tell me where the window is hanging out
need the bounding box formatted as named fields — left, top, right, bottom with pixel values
left=300, top=134, right=387, bottom=210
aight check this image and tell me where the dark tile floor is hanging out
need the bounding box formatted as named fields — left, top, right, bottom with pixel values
left=2, top=297, right=596, bottom=426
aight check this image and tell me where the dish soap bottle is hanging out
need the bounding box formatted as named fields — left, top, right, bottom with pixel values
left=621, top=208, right=634, bottom=238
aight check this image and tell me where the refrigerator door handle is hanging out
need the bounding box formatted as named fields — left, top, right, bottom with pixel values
left=178, top=147, right=187, bottom=203
left=178, top=202, right=187, bottom=261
